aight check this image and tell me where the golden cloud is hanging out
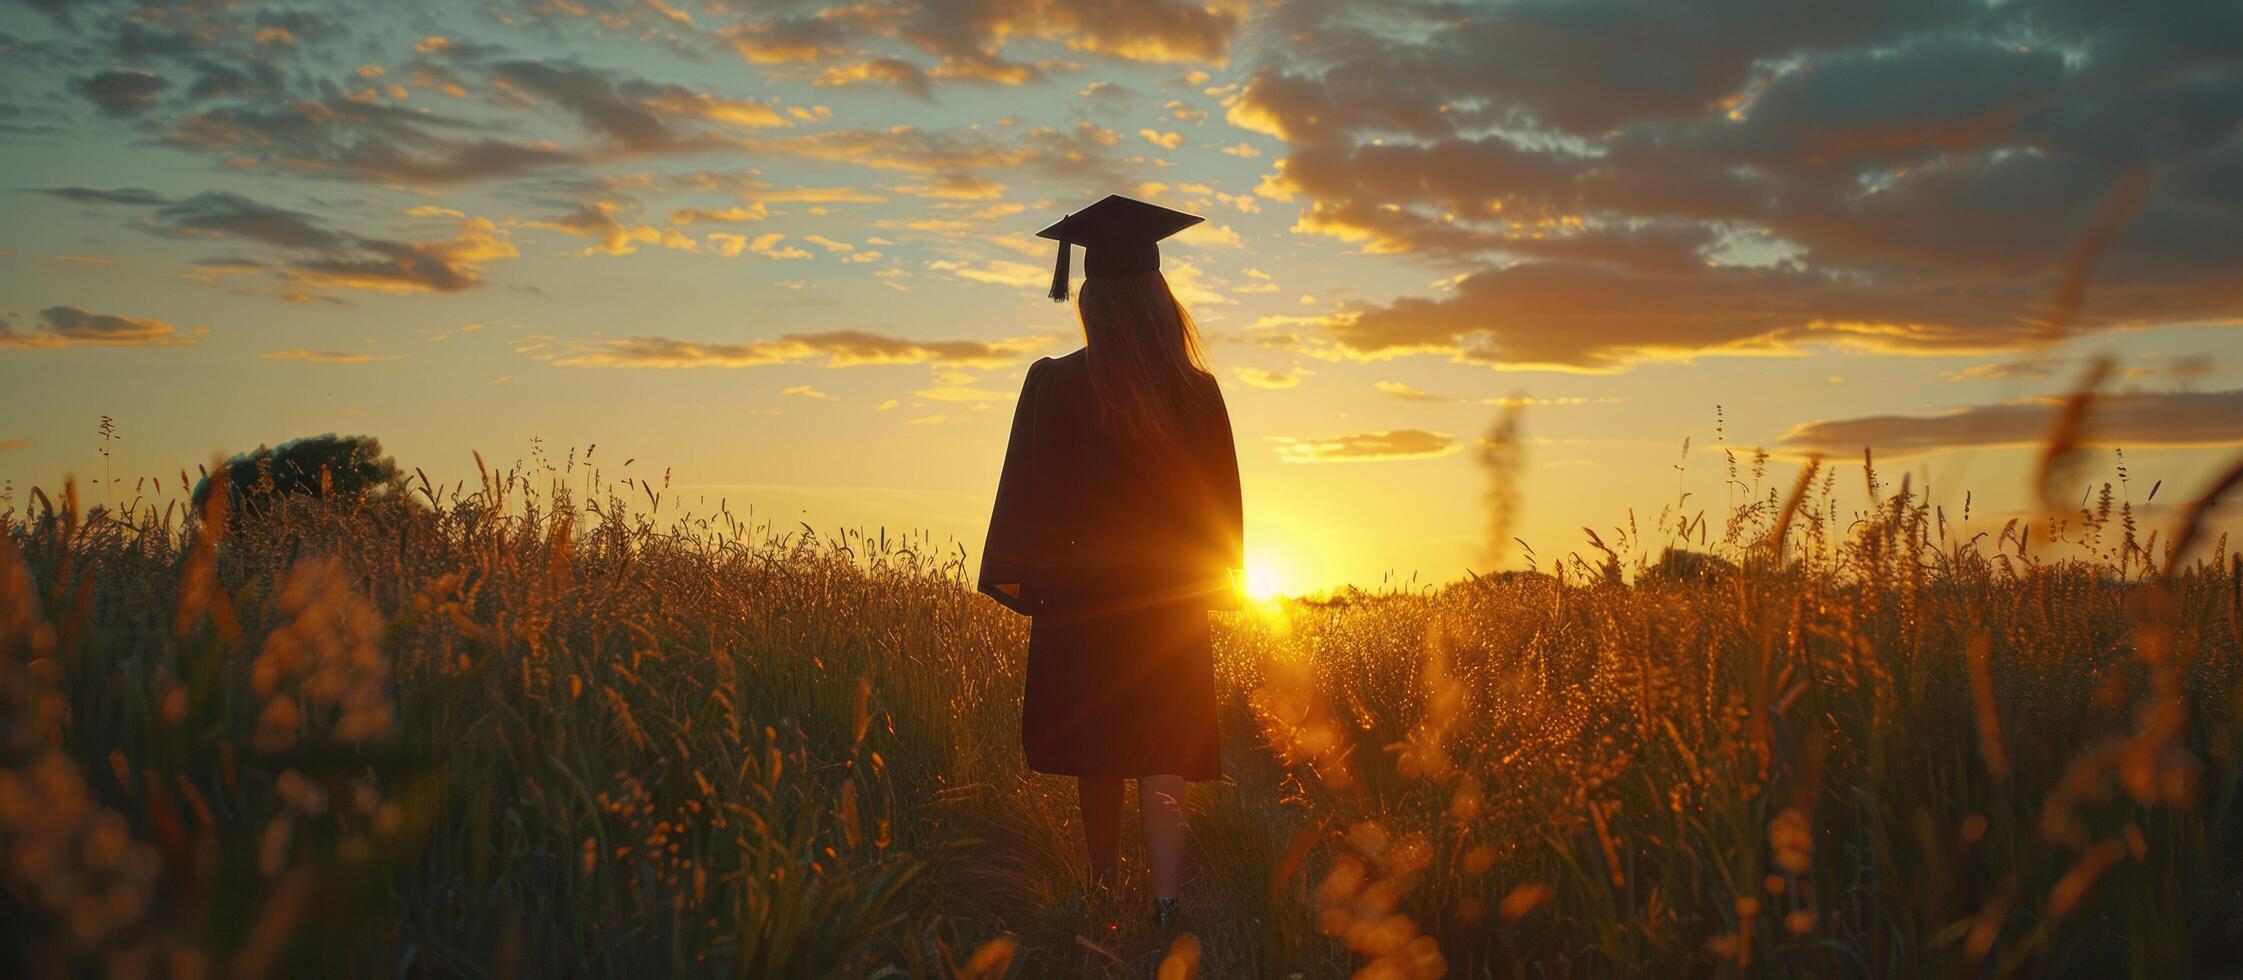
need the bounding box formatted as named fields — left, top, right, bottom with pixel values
left=1271, top=429, right=1459, bottom=463
left=0, top=307, right=197, bottom=349
left=926, top=258, right=1046, bottom=287
left=526, top=201, right=698, bottom=257
left=1780, top=389, right=2243, bottom=457
left=1233, top=367, right=1304, bottom=389
left=557, top=330, right=1050, bottom=369
left=814, top=58, right=932, bottom=99
left=722, top=16, right=857, bottom=65
left=1374, top=381, right=1448, bottom=402
left=259, top=349, right=408, bottom=364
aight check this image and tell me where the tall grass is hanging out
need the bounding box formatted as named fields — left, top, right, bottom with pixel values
left=1, top=436, right=2238, bottom=977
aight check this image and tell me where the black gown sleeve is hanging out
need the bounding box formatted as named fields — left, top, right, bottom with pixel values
left=1205, top=387, right=1245, bottom=610
left=978, top=358, right=1049, bottom=615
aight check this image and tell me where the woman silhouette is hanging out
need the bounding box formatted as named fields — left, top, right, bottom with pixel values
left=979, top=196, right=1243, bottom=925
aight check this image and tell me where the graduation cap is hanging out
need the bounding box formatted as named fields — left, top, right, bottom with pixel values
left=1036, top=195, right=1204, bottom=302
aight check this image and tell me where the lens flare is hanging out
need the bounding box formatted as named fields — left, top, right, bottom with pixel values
left=1244, top=561, right=1284, bottom=601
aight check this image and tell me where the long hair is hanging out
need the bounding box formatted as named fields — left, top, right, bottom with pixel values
left=1076, top=270, right=1214, bottom=461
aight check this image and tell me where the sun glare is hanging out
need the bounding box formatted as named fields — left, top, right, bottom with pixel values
left=1244, top=561, right=1284, bottom=601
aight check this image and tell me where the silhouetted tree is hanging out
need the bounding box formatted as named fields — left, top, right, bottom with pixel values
left=1641, top=547, right=1739, bottom=585
left=193, top=434, right=407, bottom=516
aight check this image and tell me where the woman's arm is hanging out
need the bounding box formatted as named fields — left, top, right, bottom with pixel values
left=977, top=359, right=1048, bottom=615
left=1206, top=386, right=1245, bottom=610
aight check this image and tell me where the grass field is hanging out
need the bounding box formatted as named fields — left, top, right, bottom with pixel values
left=3, top=439, right=2241, bottom=978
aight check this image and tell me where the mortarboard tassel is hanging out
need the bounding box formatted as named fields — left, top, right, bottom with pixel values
left=1047, top=238, right=1070, bottom=302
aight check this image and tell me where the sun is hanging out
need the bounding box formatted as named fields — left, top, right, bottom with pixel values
left=1243, top=560, right=1285, bottom=602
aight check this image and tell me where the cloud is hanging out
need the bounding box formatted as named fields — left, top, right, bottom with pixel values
left=1780, top=389, right=2243, bottom=456
left=1942, top=353, right=2219, bottom=384
left=259, top=349, right=407, bottom=364
left=286, top=220, right=518, bottom=293
left=1479, top=395, right=1627, bottom=407
left=740, top=121, right=1128, bottom=189
left=666, top=170, right=892, bottom=206
left=894, top=177, right=1007, bottom=201
left=1315, top=258, right=2134, bottom=372
left=557, top=330, right=1049, bottom=369
left=1271, top=429, right=1459, bottom=463
left=634, top=86, right=790, bottom=130
left=40, top=187, right=170, bottom=206
left=0, top=440, right=24, bottom=452
left=506, top=0, right=1236, bottom=80
left=148, top=44, right=797, bottom=186
left=780, top=384, right=834, bottom=399
left=140, top=192, right=519, bottom=293
left=167, top=95, right=579, bottom=186
left=0, top=99, right=60, bottom=139
left=1176, top=222, right=1243, bottom=248
left=926, top=258, right=1044, bottom=286
left=1079, top=80, right=1139, bottom=110
left=715, top=0, right=1237, bottom=86
left=0, top=306, right=195, bottom=348
left=344, top=139, right=582, bottom=186
left=1139, top=128, right=1185, bottom=149
left=473, top=58, right=798, bottom=152
left=814, top=58, right=933, bottom=100
left=85, top=189, right=518, bottom=291
left=703, top=230, right=846, bottom=259
left=723, top=16, right=855, bottom=64
left=1233, top=366, right=1303, bottom=389
left=1941, top=359, right=2070, bottom=383
left=492, top=59, right=718, bottom=152
left=157, top=192, right=346, bottom=250
left=528, top=200, right=703, bottom=257
left=889, top=0, right=1241, bottom=84
left=75, top=69, right=169, bottom=116
left=1235, top=1, right=2243, bottom=370
left=56, top=189, right=517, bottom=293
left=1018, top=0, right=1241, bottom=64
left=25, top=0, right=1221, bottom=202
left=673, top=204, right=768, bottom=226
left=1374, top=381, right=1448, bottom=402
left=745, top=232, right=812, bottom=259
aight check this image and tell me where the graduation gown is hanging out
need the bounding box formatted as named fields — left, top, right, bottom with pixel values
left=979, top=349, right=1243, bottom=780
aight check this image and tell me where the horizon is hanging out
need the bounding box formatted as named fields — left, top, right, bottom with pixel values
left=4, top=0, right=2240, bottom=594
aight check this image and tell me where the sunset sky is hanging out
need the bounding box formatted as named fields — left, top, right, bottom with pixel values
left=2, top=0, right=2239, bottom=592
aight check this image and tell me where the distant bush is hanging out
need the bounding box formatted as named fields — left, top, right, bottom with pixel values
left=1641, top=546, right=1740, bottom=584
left=192, top=434, right=408, bottom=516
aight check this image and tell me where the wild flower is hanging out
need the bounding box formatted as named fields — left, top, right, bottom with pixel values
left=249, top=557, right=393, bottom=753
left=0, top=750, right=162, bottom=944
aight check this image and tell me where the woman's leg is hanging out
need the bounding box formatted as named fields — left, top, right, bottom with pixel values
left=1077, top=776, right=1124, bottom=887
left=1138, top=774, right=1187, bottom=900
